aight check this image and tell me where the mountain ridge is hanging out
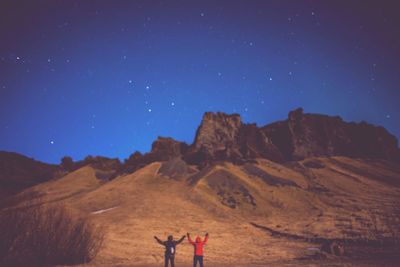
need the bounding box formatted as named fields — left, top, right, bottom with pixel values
left=1, top=108, right=399, bottom=199
left=1, top=109, right=400, bottom=265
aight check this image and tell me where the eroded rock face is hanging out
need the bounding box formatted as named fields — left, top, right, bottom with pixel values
left=238, top=123, right=284, bottom=162
left=184, top=112, right=284, bottom=165
left=122, top=137, right=189, bottom=174
left=262, top=108, right=400, bottom=161
left=186, top=112, right=242, bottom=164
left=118, top=109, right=400, bottom=173
left=150, top=137, right=189, bottom=161
left=183, top=108, right=400, bottom=166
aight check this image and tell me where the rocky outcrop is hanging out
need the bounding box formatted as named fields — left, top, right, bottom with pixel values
left=1, top=108, right=399, bottom=200
left=122, top=137, right=189, bottom=174
left=262, top=108, right=400, bottom=161
left=184, top=112, right=243, bottom=164
left=150, top=137, right=189, bottom=161
left=184, top=112, right=284, bottom=166
left=182, top=109, right=400, bottom=166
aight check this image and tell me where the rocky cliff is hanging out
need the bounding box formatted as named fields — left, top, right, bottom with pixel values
left=262, top=108, right=400, bottom=161
left=2, top=108, right=398, bottom=189
left=183, top=112, right=283, bottom=165
left=180, top=108, right=399, bottom=166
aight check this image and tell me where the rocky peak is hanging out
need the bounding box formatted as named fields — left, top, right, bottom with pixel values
left=263, top=108, right=400, bottom=161
left=150, top=137, right=188, bottom=161
left=184, top=112, right=283, bottom=165
left=121, top=137, right=189, bottom=174
left=193, top=112, right=242, bottom=153
left=120, top=108, right=400, bottom=172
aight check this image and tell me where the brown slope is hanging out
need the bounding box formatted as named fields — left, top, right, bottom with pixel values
left=10, top=156, right=400, bottom=266
left=0, top=151, right=61, bottom=201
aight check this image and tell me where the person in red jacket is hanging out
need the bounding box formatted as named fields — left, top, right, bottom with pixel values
left=187, top=232, right=208, bottom=267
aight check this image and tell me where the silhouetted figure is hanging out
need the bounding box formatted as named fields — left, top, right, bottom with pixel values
left=187, top=232, right=209, bottom=267
left=154, top=235, right=185, bottom=267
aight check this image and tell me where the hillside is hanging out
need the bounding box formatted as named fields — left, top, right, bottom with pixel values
left=12, top=156, right=400, bottom=266
left=0, top=151, right=60, bottom=201
left=1, top=109, right=400, bottom=266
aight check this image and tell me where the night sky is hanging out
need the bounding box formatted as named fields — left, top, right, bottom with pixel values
left=1, top=1, right=399, bottom=164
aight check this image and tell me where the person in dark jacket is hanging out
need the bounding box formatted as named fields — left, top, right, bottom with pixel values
left=154, top=234, right=186, bottom=267
left=187, top=232, right=208, bottom=267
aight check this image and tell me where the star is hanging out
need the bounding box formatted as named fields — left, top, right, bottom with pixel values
left=171, top=102, right=175, bottom=106
left=50, top=140, right=54, bottom=145
left=128, top=80, right=133, bottom=84
left=146, top=85, right=150, bottom=90
left=148, top=108, right=152, bottom=112
left=386, top=115, right=391, bottom=119
left=269, top=77, right=273, bottom=81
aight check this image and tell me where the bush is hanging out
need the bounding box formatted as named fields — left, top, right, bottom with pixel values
left=0, top=204, right=104, bottom=266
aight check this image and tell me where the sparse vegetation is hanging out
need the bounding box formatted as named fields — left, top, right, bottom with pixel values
left=0, top=204, right=104, bottom=266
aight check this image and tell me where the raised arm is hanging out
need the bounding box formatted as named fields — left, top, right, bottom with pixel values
left=175, top=235, right=186, bottom=245
left=203, top=233, right=209, bottom=244
left=154, top=236, right=165, bottom=246
left=187, top=233, right=195, bottom=245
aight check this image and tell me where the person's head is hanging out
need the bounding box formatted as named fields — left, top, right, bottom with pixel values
left=195, top=236, right=202, bottom=243
left=168, top=235, right=173, bottom=241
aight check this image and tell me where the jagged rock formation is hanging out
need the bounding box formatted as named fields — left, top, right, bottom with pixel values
left=1, top=109, right=400, bottom=264
left=2, top=108, right=399, bottom=190
left=183, top=112, right=283, bottom=166
left=182, top=108, right=399, bottom=166
left=118, top=109, right=400, bottom=171
left=150, top=137, right=189, bottom=160
left=122, top=137, right=188, bottom=174
left=262, top=108, right=400, bottom=161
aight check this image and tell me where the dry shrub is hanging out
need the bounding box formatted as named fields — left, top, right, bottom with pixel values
left=0, top=204, right=103, bottom=266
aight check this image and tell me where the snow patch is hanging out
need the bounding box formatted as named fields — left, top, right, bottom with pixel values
left=91, top=206, right=118, bottom=215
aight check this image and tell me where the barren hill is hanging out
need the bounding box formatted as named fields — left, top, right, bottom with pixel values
left=0, top=151, right=60, bottom=201
left=2, top=109, right=400, bottom=266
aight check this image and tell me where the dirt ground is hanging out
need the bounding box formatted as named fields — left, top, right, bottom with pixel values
left=75, top=258, right=400, bottom=267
